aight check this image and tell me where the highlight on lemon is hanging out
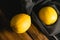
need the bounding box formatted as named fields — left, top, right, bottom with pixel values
left=39, top=6, right=58, bottom=25
left=10, top=13, right=31, bottom=33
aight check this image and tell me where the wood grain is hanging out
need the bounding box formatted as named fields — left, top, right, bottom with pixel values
left=27, top=24, right=48, bottom=40
left=0, top=24, right=49, bottom=40
left=0, top=30, right=32, bottom=40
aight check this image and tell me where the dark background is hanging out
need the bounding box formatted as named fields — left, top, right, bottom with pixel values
left=0, top=0, right=26, bottom=20
left=0, top=0, right=27, bottom=31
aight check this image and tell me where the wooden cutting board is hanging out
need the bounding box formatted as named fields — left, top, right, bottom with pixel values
left=0, top=24, right=48, bottom=40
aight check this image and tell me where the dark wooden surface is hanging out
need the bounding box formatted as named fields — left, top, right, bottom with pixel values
left=0, top=24, right=48, bottom=40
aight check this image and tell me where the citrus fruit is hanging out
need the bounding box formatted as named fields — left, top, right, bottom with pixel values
left=39, top=6, right=58, bottom=25
left=10, top=13, right=31, bottom=33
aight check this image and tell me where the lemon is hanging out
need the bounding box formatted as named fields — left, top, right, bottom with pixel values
left=10, top=13, right=31, bottom=33
left=39, top=6, right=58, bottom=25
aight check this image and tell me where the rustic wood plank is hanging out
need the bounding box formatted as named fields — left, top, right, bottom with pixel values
left=27, top=24, right=49, bottom=40
left=0, top=30, right=32, bottom=40
left=0, top=24, right=49, bottom=40
left=19, top=32, right=32, bottom=40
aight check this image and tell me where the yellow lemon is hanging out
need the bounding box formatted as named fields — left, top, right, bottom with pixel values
left=10, top=13, right=31, bottom=33
left=39, top=6, right=58, bottom=25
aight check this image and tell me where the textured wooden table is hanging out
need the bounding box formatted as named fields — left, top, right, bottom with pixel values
left=0, top=24, right=48, bottom=40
